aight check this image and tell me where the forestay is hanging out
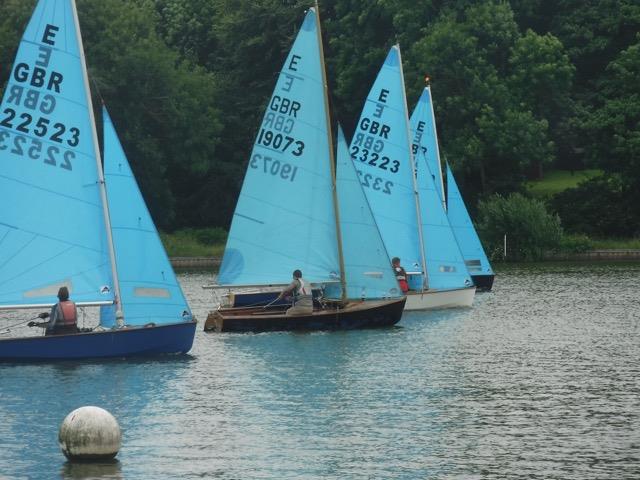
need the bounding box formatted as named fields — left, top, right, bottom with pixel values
left=102, top=107, right=193, bottom=327
left=446, top=164, right=494, bottom=277
left=335, top=126, right=401, bottom=300
left=0, top=0, right=114, bottom=307
left=349, top=46, right=422, bottom=275
left=218, top=8, right=339, bottom=286
left=409, top=87, right=445, bottom=207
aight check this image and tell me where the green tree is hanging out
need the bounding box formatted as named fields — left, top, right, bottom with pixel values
left=550, top=175, right=639, bottom=236
left=0, top=0, right=225, bottom=230
left=0, top=1, right=33, bottom=86
left=478, top=193, right=563, bottom=260
left=407, top=2, right=560, bottom=202
left=154, top=0, right=313, bottom=227
left=582, top=38, right=640, bottom=181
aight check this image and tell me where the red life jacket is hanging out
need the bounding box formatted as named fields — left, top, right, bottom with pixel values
left=58, top=301, right=77, bottom=326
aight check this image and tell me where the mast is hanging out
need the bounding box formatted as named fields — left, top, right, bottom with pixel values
left=314, top=2, right=347, bottom=301
left=426, top=83, right=447, bottom=213
left=398, top=45, right=429, bottom=290
left=71, top=0, right=124, bottom=322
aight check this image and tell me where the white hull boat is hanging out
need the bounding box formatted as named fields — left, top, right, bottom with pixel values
left=404, top=286, right=475, bottom=311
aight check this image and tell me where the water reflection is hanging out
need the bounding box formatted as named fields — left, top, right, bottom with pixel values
left=61, top=460, right=122, bottom=480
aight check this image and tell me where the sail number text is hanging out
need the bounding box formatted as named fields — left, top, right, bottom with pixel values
left=0, top=130, right=73, bottom=170
left=1, top=108, right=79, bottom=147
left=1, top=24, right=79, bottom=171
left=356, top=169, right=393, bottom=195
left=256, top=128, right=304, bottom=156
left=250, top=153, right=298, bottom=182
left=350, top=146, right=399, bottom=173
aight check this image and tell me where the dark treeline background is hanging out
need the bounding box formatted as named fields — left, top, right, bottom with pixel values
left=1, top=0, right=639, bottom=236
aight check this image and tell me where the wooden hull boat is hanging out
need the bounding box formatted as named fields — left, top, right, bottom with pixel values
left=204, top=298, right=406, bottom=333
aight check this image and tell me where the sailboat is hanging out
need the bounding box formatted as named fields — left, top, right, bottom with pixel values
left=410, top=84, right=494, bottom=291
left=350, top=46, right=475, bottom=310
left=204, top=7, right=405, bottom=333
left=0, top=0, right=196, bottom=360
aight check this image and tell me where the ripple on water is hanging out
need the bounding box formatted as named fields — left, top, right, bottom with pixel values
left=0, top=264, right=639, bottom=479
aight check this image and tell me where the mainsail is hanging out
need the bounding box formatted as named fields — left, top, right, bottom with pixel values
left=218, top=8, right=339, bottom=286
left=336, top=126, right=400, bottom=299
left=0, top=0, right=114, bottom=307
left=410, top=85, right=486, bottom=287
left=409, top=86, right=445, bottom=208
left=349, top=46, right=423, bottom=277
left=409, top=86, right=472, bottom=290
left=103, top=107, right=193, bottom=327
left=416, top=154, right=473, bottom=290
left=446, top=163, right=494, bottom=277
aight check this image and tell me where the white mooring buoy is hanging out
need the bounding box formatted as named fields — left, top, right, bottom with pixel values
left=59, top=406, right=122, bottom=461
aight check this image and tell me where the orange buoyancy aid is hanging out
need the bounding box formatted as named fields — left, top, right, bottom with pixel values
left=58, top=301, right=77, bottom=326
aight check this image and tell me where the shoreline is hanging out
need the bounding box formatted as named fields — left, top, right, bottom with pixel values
left=169, top=250, right=640, bottom=269
left=171, top=256, right=221, bottom=269
left=542, top=249, right=640, bottom=261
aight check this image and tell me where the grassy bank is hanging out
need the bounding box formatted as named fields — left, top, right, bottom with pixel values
left=526, top=169, right=601, bottom=199
left=159, top=228, right=638, bottom=260
left=160, top=228, right=226, bottom=257
left=590, top=238, right=640, bottom=249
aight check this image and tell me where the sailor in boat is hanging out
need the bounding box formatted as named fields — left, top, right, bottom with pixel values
left=28, top=286, right=79, bottom=336
left=276, top=270, right=313, bottom=316
left=391, top=257, right=410, bottom=293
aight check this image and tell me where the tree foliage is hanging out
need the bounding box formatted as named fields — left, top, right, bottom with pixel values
left=478, top=193, right=563, bottom=260
left=0, top=0, right=638, bottom=236
left=550, top=175, right=640, bottom=237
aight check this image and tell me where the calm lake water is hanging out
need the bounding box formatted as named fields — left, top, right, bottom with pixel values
left=1, top=263, right=639, bottom=479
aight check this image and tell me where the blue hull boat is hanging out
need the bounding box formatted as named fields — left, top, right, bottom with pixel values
left=0, top=321, right=196, bottom=361
left=0, top=0, right=196, bottom=359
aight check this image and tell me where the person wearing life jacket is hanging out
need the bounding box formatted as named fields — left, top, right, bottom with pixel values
left=28, top=286, right=78, bottom=335
left=392, top=257, right=409, bottom=293
left=277, top=269, right=313, bottom=316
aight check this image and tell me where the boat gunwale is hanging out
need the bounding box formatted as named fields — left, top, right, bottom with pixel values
left=215, top=298, right=406, bottom=320
left=0, top=319, right=197, bottom=344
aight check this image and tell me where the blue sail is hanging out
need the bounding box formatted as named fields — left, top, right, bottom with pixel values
left=336, top=126, right=401, bottom=299
left=349, top=46, right=423, bottom=276
left=446, top=163, right=494, bottom=277
left=416, top=155, right=473, bottom=290
left=0, top=0, right=114, bottom=307
left=409, top=87, right=444, bottom=204
left=218, top=8, right=339, bottom=286
left=102, top=107, right=193, bottom=327
left=409, top=85, right=473, bottom=290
